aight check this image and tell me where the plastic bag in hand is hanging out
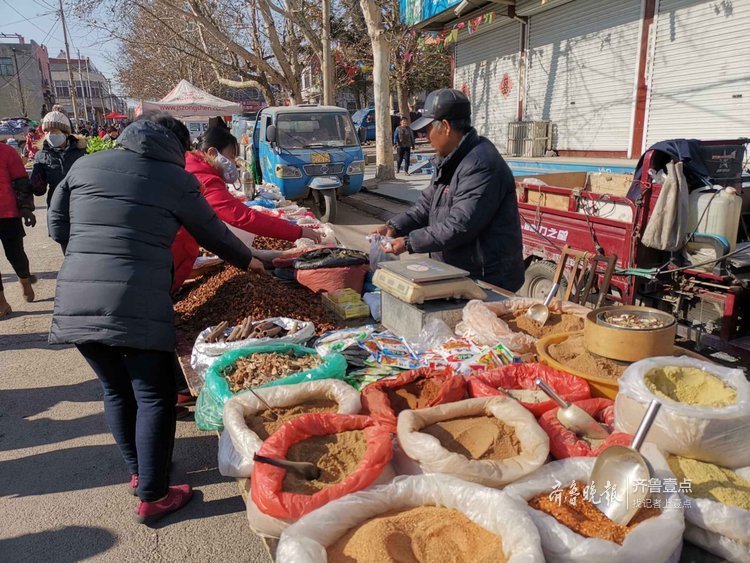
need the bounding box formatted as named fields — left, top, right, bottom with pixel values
left=366, top=234, right=397, bottom=272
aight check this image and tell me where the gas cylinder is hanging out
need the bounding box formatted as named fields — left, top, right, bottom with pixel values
left=688, top=186, right=742, bottom=250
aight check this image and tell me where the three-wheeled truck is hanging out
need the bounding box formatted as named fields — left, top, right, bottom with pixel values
left=249, top=105, right=365, bottom=223
left=516, top=139, right=750, bottom=362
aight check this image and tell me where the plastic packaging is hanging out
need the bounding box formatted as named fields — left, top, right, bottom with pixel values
left=190, top=317, right=315, bottom=378
left=504, top=448, right=685, bottom=563
left=366, top=233, right=397, bottom=271
left=314, top=326, right=377, bottom=356
left=397, top=397, right=549, bottom=488
left=195, top=344, right=348, bottom=432
left=218, top=380, right=362, bottom=477
left=538, top=398, right=633, bottom=459
left=294, top=247, right=368, bottom=270
left=409, top=317, right=456, bottom=354
left=615, top=356, right=750, bottom=468
left=249, top=414, right=393, bottom=524
left=361, top=291, right=381, bottom=321
left=360, top=366, right=467, bottom=432
left=684, top=522, right=750, bottom=563
left=276, top=474, right=545, bottom=562
left=468, top=362, right=591, bottom=417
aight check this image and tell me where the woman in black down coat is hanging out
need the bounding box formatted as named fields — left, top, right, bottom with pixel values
left=48, top=113, right=264, bottom=524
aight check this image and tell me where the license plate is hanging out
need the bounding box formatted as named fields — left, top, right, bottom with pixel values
left=311, top=152, right=331, bottom=164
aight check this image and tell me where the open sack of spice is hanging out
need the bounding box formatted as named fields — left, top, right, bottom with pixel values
left=247, top=413, right=395, bottom=538
left=456, top=298, right=589, bottom=353
left=468, top=362, right=591, bottom=417
left=191, top=317, right=315, bottom=378
left=504, top=446, right=685, bottom=563
left=360, top=366, right=467, bottom=433
left=614, top=356, right=750, bottom=468
left=218, top=379, right=362, bottom=478
left=276, top=474, right=545, bottom=563
left=195, top=344, right=348, bottom=432
left=396, top=397, right=549, bottom=488
left=539, top=398, right=633, bottom=460
left=666, top=455, right=750, bottom=560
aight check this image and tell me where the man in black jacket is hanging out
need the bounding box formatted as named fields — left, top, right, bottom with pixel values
left=375, top=89, right=525, bottom=292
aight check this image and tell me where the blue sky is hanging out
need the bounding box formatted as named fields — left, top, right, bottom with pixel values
left=0, top=0, right=116, bottom=81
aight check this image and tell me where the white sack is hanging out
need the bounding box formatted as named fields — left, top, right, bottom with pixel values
left=190, top=317, right=315, bottom=378
left=219, top=380, right=361, bottom=477
left=276, top=474, right=545, bottom=563
left=504, top=447, right=685, bottom=563
left=684, top=522, right=750, bottom=563
left=615, top=356, right=750, bottom=468
left=397, top=397, right=549, bottom=487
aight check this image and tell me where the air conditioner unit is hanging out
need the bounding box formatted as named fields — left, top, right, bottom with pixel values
left=506, top=121, right=552, bottom=157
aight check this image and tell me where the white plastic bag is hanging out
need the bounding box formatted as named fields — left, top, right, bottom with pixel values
left=615, top=356, right=750, bottom=468
left=504, top=447, right=685, bottom=563
left=190, top=317, right=315, bottom=378
left=397, top=397, right=549, bottom=487
left=684, top=522, right=750, bottom=562
left=219, top=380, right=361, bottom=478
left=366, top=233, right=397, bottom=271
left=276, top=474, right=545, bottom=562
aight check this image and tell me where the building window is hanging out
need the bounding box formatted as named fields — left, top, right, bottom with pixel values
left=54, top=80, right=70, bottom=98
left=0, top=57, right=14, bottom=76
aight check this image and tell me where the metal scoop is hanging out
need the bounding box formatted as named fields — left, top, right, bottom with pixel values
left=253, top=454, right=321, bottom=481
left=525, top=282, right=559, bottom=326
left=247, top=388, right=282, bottom=421
left=535, top=378, right=610, bottom=439
left=589, top=400, right=662, bottom=525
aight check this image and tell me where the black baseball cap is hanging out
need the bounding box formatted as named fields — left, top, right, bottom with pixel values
left=410, top=88, right=472, bottom=131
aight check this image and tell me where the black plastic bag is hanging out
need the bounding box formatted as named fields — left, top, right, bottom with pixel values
left=293, top=248, right=368, bottom=270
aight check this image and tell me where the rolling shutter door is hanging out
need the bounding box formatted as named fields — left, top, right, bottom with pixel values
left=524, top=0, right=641, bottom=152
left=454, top=21, right=521, bottom=154
left=644, top=0, right=750, bottom=147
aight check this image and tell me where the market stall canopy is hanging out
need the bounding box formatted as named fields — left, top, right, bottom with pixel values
left=135, top=80, right=242, bottom=118
left=104, top=111, right=127, bottom=119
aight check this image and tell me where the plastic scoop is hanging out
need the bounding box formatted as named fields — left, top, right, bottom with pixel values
left=589, top=400, right=662, bottom=525
left=525, top=282, right=559, bottom=326
left=534, top=378, right=610, bottom=440
left=253, top=454, right=322, bottom=481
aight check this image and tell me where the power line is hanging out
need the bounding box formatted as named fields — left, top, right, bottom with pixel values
left=0, top=18, right=59, bottom=92
left=0, top=10, right=57, bottom=28
left=2, top=0, right=50, bottom=33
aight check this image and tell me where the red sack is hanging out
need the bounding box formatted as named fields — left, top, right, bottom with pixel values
left=539, top=398, right=633, bottom=459
left=361, top=367, right=467, bottom=432
left=250, top=413, right=392, bottom=519
left=295, top=264, right=369, bottom=294
left=467, top=363, right=590, bottom=417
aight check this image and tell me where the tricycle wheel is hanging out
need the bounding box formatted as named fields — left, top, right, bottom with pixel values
left=521, top=260, right=567, bottom=300
left=312, top=189, right=338, bottom=223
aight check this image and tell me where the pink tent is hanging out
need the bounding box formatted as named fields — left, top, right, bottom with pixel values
left=135, top=80, right=241, bottom=118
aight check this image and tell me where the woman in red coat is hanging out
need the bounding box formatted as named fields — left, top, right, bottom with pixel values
left=172, top=127, right=320, bottom=293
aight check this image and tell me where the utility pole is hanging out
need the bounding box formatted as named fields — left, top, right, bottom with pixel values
left=59, top=0, right=79, bottom=125
left=77, top=50, right=89, bottom=122
left=84, top=56, right=96, bottom=122
left=107, top=79, right=115, bottom=119
left=95, top=60, right=106, bottom=123
left=11, top=48, right=27, bottom=117
left=321, top=0, right=334, bottom=106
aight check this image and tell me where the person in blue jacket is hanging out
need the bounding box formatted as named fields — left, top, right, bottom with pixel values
left=374, top=88, right=525, bottom=292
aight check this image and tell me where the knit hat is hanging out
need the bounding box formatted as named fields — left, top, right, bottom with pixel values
left=42, top=111, right=72, bottom=135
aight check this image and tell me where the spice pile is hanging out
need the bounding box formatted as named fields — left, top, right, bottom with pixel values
left=548, top=333, right=627, bottom=379
left=644, top=366, right=737, bottom=407
left=505, top=389, right=549, bottom=403
left=327, top=506, right=507, bottom=563
left=221, top=352, right=323, bottom=392
left=253, top=236, right=295, bottom=251
left=422, top=415, right=522, bottom=460
left=604, top=313, right=668, bottom=329
left=174, top=266, right=337, bottom=342
left=247, top=399, right=339, bottom=440
left=505, top=312, right=584, bottom=338
left=283, top=430, right=368, bottom=494
left=528, top=481, right=660, bottom=544
left=385, top=378, right=444, bottom=413
left=668, top=455, right=750, bottom=511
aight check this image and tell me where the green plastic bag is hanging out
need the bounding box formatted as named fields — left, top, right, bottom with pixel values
left=195, top=343, right=348, bottom=431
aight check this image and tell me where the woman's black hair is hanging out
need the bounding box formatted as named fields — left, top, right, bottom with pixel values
left=147, top=112, right=191, bottom=152
left=199, top=126, right=239, bottom=154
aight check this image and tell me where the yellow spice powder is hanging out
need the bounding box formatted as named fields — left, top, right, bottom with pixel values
left=668, top=455, right=750, bottom=512
left=644, top=366, right=736, bottom=407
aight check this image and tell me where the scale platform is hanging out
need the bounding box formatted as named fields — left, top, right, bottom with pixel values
left=374, top=258, right=487, bottom=304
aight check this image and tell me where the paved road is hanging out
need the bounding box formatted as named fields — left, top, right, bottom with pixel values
left=0, top=197, right=388, bottom=563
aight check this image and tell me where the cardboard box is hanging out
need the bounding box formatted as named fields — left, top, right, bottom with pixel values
left=587, top=172, right=634, bottom=197
left=525, top=190, right=572, bottom=211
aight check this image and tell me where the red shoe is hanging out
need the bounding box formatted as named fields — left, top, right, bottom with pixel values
left=176, top=392, right=196, bottom=407
left=128, top=474, right=139, bottom=496
left=134, top=484, right=193, bottom=525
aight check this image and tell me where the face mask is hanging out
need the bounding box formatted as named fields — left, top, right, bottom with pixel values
left=216, top=153, right=239, bottom=184
left=46, top=133, right=67, bottom=148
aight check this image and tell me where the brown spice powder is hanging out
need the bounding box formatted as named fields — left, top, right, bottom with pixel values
left=246, top=399, right=339, bottom=440
left=326, top=506, right=506, bottom=563
left=282, top=430, right=368, bottom=495
left=506, top=312, right=584, bottom=338
left=548, top=332, right=627, bottom=379
left=386, top=378, right=444, bottom=414
left=422, top=415, right=522, bottom=460
left=528, top=481, right=660, bottom=545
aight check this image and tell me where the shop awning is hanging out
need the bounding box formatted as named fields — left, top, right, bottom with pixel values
left=104, top=111, right=127, bottom=119
left=135, top=80, right=242, bottom=118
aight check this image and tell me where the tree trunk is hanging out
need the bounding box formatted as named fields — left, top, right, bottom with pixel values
left=396, top=78, right=410, bottom=123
